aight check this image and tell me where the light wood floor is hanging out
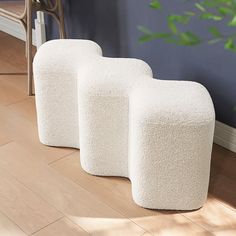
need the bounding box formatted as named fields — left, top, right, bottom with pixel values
left=0, top=31, right=235, bottom=236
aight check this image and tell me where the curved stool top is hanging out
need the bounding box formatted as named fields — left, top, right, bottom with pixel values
left=78, top=57, right=153, bottom=97
left=34, top=39, right=103, bottom=74
left=130, top=79, right=215, bottom=125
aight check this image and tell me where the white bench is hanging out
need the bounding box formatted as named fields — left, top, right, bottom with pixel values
left=34, top=39, right=215, bottom=210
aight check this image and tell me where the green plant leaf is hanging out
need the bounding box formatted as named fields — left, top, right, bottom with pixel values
left=139, top=32, right=172, bottom=43
left=218, top=7, right=234, bottom=16
left=228, top=15, right=236, bottom=26
left=224, top=38, right=235, bottom=50
left=179, top=32, right=201, bottom=45
left=139, top=35, right=156, bottom=43
left=208, top=38, right=223, bottom=44
left=149, top=0, right=161, bottom=9
left=195, top=3, right=206, bottom=12
left=138, top=0, right=236, bottom=53
left=169, top=15, right=191, bottom=24
left=168, top=16, right=178, bottom=34
left=208, top=26, right=222, bottom=37
left=200, top=13, right=223, bottom=20
left=137, top=26, right=153, bottom=34
left=200, top=0, right=220, bottom=8
left=167, top=14, right=191, bottom=34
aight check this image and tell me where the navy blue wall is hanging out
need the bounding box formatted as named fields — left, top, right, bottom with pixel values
left=46, top=0, right=236, bottom=128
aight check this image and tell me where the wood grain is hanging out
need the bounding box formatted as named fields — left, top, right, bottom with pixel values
left=0, top=130, right=11, bottom=146
left=0, top=211, right=27, bottom=236
left=0, top=142, right=146, bottom=236
left=51, top=151, right=154, bottom=218
left=0, top=32, right=26, bottom=73
left=183, top=196, right=236, bottom=232
left=133, top=214, right=214, bottom=236
left=8, top=96, right=37, bottom=124
left=33, top=218, right=89, bottom=236
left=0, top=105, right=75, bottom=164
left=0, top=1, right=25, bottom=17
left=0, top=75, right=27, bottom=106
left=0, top=167, right=62, bottom=234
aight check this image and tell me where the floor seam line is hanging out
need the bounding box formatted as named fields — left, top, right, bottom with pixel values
left=0, top=208, right=29, bottom=235
left=0, top=165, right=65, bottom=219
left=61, top=175, right=150, bottom=234
left=0, top=140, right=14, bottom=147
left=65, top=216, right=92, bottom=235
left=180, top=213, right=213, bottom=233
left=48, top=149, right=78, bottom=165
left=30, top=216, right=64, bottom=235
left=5, top=97, right=31, bottom=107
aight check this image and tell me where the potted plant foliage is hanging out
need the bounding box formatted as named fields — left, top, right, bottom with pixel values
left=139, top=0, right=236, bottom=111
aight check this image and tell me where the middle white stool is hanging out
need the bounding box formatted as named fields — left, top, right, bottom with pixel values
left=78, top=57, right=153, bottom=177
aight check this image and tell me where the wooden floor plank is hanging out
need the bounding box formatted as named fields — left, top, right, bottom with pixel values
left=51, top=151, right=154, bottom=217
left=50, top=152, right=213, bottom=235
left=133, top=214, right=214, bottom=236
left=0, top=142, right=146, bottom=236
left=8, top=97, right=37, bottom=125
left=0, top=167, right=62, bottom=234
left=0, top=211, right=27, bottom=236
left=0, top=32, right=26, bottom=74
left=209, top=174, right=236, bottom=211
left=32, top=217, right=89, bottom=236
left=211, top=144, right=236, bottom=181
left=0, top=106, right=75, bottom=164
left=182, top=196, right=236, bottom=232
left=0, top=75, right=27, bottom=106
left=141, top=233, right=153, bottom=236
left=212, top=228, right=236, bottom=236
left=0, top=74, right=28, bottom=93
left=0, top=129, right=11, bottom=146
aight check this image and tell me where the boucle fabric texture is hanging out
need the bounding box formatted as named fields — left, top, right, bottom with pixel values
left=33, top=40, right=102, bottom=148
left=129, top=80, right=215, bottom=210
left=78, top=57, right=153, bottom=177
left=34, top=39, right=215, bottom=210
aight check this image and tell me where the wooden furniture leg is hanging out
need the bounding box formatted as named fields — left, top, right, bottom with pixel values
left=57, top=0, right=65, bottom=39
left=27, top=0, right=33, bottom=96
left=0, top=0, right=66, bottom=96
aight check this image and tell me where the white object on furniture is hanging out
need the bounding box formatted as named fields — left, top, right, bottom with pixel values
left=34, top=39, right=215, bottom=210
left=35, top=11, right=46, bottom=49
left=129, top=80, right=215, bottom=210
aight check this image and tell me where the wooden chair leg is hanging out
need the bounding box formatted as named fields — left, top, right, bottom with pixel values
left=57, top=0, right=66, bottom=39
left=27, top=0, right=33, bottom=96
left=25, top=0, right=66, bottom=95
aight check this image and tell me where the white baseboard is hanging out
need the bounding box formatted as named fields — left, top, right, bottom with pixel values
left=214, top=120, right=236, bottom=153
left=0, top=16, right=37, bottom=46
left=0, top=14, right=46, bottom=47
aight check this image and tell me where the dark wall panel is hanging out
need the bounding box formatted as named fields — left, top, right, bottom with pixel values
left=46, top=0, right=236, bottom=128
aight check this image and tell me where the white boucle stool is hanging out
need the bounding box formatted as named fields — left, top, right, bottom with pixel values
left=34, top=39, right=215, bottom=210
left=78, top=57, right=153, bottom=177
left=33, top=39, right=102, bottom=149
left=129, top=80, right=215, bottom=210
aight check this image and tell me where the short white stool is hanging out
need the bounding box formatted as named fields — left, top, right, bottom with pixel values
left=78, top=57, right=153, bottom=177
left=33, top=39, right=102, bottom=148
left=129, top=80, right=215, bottom=210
